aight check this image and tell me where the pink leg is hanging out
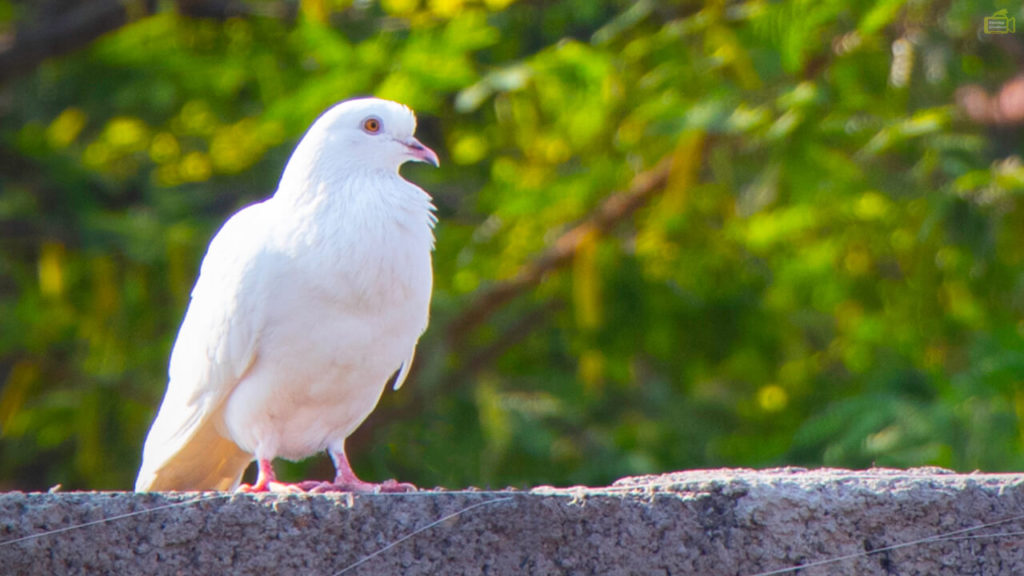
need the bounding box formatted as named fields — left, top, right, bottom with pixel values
left=332, top=449, right=379, bottom=489
left=236, top=458, right=277, bottom=493
left=236, top=459, right=308, bottom=493
left=299, top=448, right=416, bottom=493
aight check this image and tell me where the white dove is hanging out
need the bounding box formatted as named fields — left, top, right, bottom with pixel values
left=135, top=98, right=438, bottom=493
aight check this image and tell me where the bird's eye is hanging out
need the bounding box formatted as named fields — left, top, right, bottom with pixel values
left=362, top=117, right=382, bottom=134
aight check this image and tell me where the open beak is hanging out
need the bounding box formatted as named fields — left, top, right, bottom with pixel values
left=404, top=137, right=440, bottom=167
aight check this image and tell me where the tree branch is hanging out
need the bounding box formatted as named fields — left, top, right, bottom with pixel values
left=446, top=155, right=677, bottom=345
left=0, top=0, right=297, bottom=85
left=0, top=1, right=153, bottom=84
left=451, top=298, right=565, bottom=380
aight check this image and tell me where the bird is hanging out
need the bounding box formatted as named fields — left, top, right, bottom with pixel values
left=135, top=97, right=439, bottom=493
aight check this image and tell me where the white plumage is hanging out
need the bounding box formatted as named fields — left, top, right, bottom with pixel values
left=135, top=98, right=438, bottom=492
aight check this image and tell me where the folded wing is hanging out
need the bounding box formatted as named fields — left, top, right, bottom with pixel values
left=135, top=204, right=270, bottom=491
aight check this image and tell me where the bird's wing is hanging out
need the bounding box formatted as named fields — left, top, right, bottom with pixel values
left=135, top=202, right=271, bottom=491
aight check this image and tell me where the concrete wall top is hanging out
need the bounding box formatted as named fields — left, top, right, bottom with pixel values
left=2, top=467, right=1023, bottom=575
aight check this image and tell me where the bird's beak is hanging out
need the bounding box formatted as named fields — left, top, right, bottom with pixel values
left=403, top=137, right=440, bottom=167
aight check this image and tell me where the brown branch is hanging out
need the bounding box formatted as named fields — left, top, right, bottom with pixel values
left=452, top=298, right=564, bottom=380
left=0, top=1, right=297, bottom=85
left=176, top=0, right=298, bottom=19
left=347, top=299, right=562, bottom=462
left=0, top=0, right=154, bottom=84
left=446, top=155, right=677, bottom=344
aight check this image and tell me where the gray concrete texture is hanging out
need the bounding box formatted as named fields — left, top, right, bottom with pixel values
left=1, top=467, right=1023, bottom=575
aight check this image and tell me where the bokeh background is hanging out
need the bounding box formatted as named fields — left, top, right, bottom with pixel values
left=1, top=0, right=1023, bottom=491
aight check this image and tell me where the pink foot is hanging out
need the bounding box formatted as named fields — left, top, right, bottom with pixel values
left=295, top=447, right=417, bottom=493
left=301, top=478, right=417, bottom=493
left=235, top=458, right=307, bottom=493
left=236, top=451, right=416, bottom=494
left=237, top=481, right=309, bottom=494
left=236, top=482, right=266, bottom=493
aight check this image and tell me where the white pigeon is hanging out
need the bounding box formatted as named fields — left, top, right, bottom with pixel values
left=135, top=98, right=438, bottom=493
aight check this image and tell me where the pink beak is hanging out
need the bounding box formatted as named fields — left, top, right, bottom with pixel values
left=404, top=137, right=440, bottom=167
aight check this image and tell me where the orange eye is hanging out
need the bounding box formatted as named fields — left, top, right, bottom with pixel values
left=363, top=117, right=381, bottom=134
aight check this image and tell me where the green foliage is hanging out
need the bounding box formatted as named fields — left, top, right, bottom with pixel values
left=1, top=0, right=1022, bottom=490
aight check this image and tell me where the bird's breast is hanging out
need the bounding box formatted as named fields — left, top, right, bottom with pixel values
left=221, top=196, right=433, bottom=460
left=288, top=186, right=434, bottom=308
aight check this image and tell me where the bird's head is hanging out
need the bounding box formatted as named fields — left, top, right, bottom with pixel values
left=312, top=98, right=439, bottom=172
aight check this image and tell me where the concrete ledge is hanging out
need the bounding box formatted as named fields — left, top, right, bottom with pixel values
left=2, top=468, right=1023, bottom=575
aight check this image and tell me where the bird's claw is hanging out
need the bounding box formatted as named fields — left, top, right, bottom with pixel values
left=377, top=479, right=418, bottom=493
left=236, top=481, right=306, bottom=494
left=299, top=478, right=417, bottom=494
left=236, top=479, right=416, bottom=494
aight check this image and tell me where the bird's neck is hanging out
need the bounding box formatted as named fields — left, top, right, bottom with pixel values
left=266, top=167, right=435, bottom=306
left=271, top=158, right=435, bottom=249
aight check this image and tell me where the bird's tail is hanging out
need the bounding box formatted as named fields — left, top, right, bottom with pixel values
left=135, top=408, right=252, bottom=492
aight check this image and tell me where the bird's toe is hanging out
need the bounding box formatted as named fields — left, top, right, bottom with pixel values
left=377, top=479, right=417, bottom=493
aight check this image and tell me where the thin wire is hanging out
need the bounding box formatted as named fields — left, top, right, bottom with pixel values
left=331, top=496, right=515, bottom=576
left=933, top=530, right=1024, bottom=542
left=0, top=492, right=232, bottom=548
left=744, top=512, right=1024, bottom=576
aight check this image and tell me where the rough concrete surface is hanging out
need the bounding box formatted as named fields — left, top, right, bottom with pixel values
left=1, top=468, right=1023, bottom=575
